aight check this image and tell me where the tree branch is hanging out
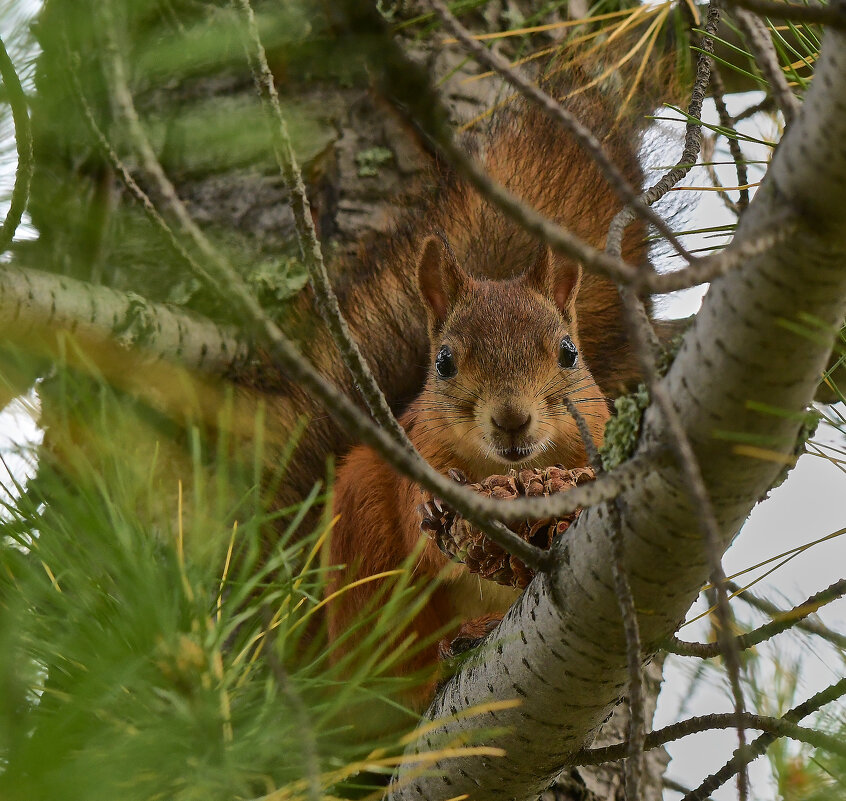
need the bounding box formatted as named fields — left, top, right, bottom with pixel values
left=735, top=9, right=801, bottom=126
left=0, top=33, right=32, bottom=254
left=667, top=577, right=846, bottom=657
left=388, top=14, right=846, bottom=800
left=725, top=0, right=846, bottom=29
left=570, top=705, right=846, bottom=766
left=232, top=0, right=412, bottom=450
left=681, top=676, right=846, bottom=801
left=727, top=579, right=846, bottom=650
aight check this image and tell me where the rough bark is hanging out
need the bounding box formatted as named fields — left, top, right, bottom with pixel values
left=0, top=265, right=246, bottom=373
left=388, top=22, right=846, bottom=801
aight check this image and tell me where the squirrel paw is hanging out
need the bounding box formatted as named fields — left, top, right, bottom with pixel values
left=438, top=614, right=503, bottom=661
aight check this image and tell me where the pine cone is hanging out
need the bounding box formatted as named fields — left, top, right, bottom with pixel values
left=419, top=465, right=595, bottom=590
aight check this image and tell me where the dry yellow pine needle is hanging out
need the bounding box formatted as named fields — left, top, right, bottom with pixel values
left=442, top=6, right=642, bottom=43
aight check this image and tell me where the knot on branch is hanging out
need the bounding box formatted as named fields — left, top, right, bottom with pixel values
left=420, top=465, right=595, bottom=588
left=112, top=293, right=158, bottom=349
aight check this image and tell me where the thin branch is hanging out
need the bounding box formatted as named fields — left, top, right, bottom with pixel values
left=68, top=51, right=219, bottom=291
left=609, top=500, right=645, bottom=801
left=727, top=579, right=846, bottom=650
left=98, top=0, right=549, bottom=572
left=710, top=68, right=750, bottom=212
left=564, top=396, right=602, bottom=472
left=429, top=0, right=697, bottom=264
left=681, top=676, right=846, bottom=801
left=232, top=0, right=411, bottom=450
left=0, top=34, right=32, bottom=254
left=733, top=94, right=776, bottom=123
left=607, top=3, right=721, bottom=259
left=667, top=577, right=846, bottom=657
left=725, top=0, right=846, bottom=29
left=735, top=9, right=801, bottom=127
left=663, top=776, right=713, bottom=800
left=641, top=218, right=794, bottom=294
left=569, top=707, right=846, bottom=766
left=262, top=607, right=322, bottom=801
left=702, top=135, right=741, bottom=216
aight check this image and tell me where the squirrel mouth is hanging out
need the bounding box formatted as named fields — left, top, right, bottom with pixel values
left=496, top=444, right=537, bottom=464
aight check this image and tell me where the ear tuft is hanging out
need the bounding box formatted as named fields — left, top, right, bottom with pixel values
left=523, top=246, right=582, bottom=320
left=523, top=245, right=552, bottom=297
left=551, top=256, right=582, bottom=322
left=417, top=234, right=469, bottom=325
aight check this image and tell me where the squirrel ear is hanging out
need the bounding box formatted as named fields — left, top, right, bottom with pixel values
left=552, top=257, right=582, bottom=321
left=417, top=234, right=469, bottom=324
left=524, top=246, right=582, bottom=320
left=523, top=245, right=552, bottom=296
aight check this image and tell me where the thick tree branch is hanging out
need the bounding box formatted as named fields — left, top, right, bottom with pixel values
left=389, top=20, right=846, bottom=801
left=0, top=264, right=247, bottom=372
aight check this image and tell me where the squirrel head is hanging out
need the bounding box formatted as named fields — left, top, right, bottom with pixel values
left=414, top=234, right=610, bottom=477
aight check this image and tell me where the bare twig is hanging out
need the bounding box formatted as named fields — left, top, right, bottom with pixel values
left=681, top=676, right=846, bottom=801
left=702, top=135, right=741, bottom=216
left=569, top=707, right=846, bottom=766
left=98, top=1, right=563, bottom=572
left=607, top=2, right=721, bottom=258
left=430, top=0, right=697, bottom=263
left=735, top=9, right=801, bottom=127
left=0, top=34, right=32, bottom=254
left=564, top=396, right=602, bottom=472
left=725, top=0, right=846, bottom=28
left=733, top=94, right=776, bottom=123
left=68, top=54, right=220, bottom=292
left=664, top=776, right=713, bottom=800
left=609, top=500, right=645, bottom=801
left=710, top=68, right=750, bottom=212
left=232, top=0, right=411, bottom=450
left=642, top=215, right=794, bottom=294
left=667, top=577, right=846, bottom=657
left=727, top=579, right=846, bottom=650
left=262, top=607, right=322, bottom=801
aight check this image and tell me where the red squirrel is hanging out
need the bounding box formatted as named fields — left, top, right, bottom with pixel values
left=326, top=234, right=610, bottom=702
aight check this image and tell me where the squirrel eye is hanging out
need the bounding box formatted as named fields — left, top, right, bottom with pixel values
left=558, top=335, right=578, bottom=369
left=435, top=345, right=457, bottom=378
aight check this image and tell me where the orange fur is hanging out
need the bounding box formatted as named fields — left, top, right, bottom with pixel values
left=327, top=248, right=610, bottom=706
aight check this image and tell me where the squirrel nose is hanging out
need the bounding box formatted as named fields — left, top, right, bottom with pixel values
left=491, top=407, right=532, bottom=435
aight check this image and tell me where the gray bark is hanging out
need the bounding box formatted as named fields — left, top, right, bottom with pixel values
left=389, top=22, right=846, bottom=801
left=0, top=265, right=246, bottom=372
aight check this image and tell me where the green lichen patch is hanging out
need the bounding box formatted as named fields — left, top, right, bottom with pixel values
left=600, top=384, right=650, bottom=471
left=355, top=146, right=394, bottom=177
left=248, top=256, right=309, bottom=314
